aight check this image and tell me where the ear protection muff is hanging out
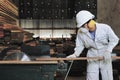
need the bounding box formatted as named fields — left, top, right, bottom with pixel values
left=88, top=20, right=96, bottom=28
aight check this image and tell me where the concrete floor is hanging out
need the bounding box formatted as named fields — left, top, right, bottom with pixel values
left=67, top=76, right=85, bottom=80
left=67, top=76, right=120, bottom=80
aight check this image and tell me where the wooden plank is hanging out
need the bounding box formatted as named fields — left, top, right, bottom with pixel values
left=36, top=56, right=120, bottom=61
left=0, top=61, right=58, bottom=64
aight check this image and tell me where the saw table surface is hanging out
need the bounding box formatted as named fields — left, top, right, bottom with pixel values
left=0, top=61, right=58, bottom=80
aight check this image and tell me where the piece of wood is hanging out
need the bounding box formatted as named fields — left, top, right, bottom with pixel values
left=0, top=61, right=58, bottom=64
left=36, top=56, right=120, bottom=61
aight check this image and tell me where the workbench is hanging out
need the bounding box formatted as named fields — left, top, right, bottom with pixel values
left=0, top=61, right=58, bottom=80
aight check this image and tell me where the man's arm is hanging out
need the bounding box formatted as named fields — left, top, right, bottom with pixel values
left=106, top=25, right=119, bottom=52
left=67, top=33, right=84, bottom=58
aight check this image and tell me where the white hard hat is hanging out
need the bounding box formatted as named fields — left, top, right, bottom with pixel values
left=76, top=10, right=95, bottom=28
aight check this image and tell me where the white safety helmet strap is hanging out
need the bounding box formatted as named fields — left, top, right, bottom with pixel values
left=76, top=10, right=95, bottom=28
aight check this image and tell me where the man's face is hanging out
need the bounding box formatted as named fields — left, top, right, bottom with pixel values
left=82, top=20, right=96, bottom=32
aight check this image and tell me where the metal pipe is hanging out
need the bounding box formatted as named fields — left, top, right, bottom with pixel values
left=64, top=60, right=74, bottom=80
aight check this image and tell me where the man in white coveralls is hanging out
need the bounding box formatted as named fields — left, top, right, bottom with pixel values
left=67, top=10, right=119, bottom=80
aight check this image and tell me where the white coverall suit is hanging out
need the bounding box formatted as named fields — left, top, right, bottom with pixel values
left=73, top=23, right=119, bottom=80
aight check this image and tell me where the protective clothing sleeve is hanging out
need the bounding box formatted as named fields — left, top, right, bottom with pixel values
left=106, top=26, right=119, bottom=52
left=66, top=33, right=84, bottom=58
left=74, top=33, right=85, bottom=57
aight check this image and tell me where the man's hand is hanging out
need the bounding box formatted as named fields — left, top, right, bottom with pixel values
left=66, top=54, right=76, bottom=62
left=67, top=54, right=76, bottom=58
left=103, top=50, right=111, bottom=62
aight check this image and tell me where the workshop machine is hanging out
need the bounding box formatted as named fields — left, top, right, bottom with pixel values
left=0, top=43, right=68, bottom=80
